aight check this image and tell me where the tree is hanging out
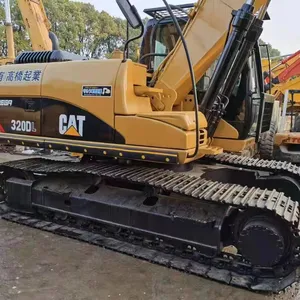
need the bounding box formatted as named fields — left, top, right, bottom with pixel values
left=0, top=0, right=31, bottom=56
left=0, top=0, right=143, bottom=60
left=259, top=39, right=281, bottom=58
left=43, top=0, right=142, bottom=59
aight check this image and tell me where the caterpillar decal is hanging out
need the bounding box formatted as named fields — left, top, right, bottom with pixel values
left=59, top=114, right=86, bottom=137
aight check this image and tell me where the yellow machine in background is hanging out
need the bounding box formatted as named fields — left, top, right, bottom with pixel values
left=263, top=51, right=300, bottom=78
left=0, top=0, right=59, bottom=65
left=273, top=76, right=300, bottom=105
left=261, top=50, right=300, bottom=161
left=265, top=50, right=300, bottom=103
left=273, top=89, right=300, bottom=161
left=262, top=57, right=280, bottom=74
left=17, top=0, right=58, bottom=51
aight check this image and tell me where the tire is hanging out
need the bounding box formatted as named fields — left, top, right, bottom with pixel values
left=293, top=115, right=300, bottom=132
left=260, top=122, right=276, bottom=159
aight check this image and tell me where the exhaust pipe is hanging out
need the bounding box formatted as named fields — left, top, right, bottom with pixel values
left=49, top=31, right=59, bottom=50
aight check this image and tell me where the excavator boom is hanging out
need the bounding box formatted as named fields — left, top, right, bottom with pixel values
left=265, top=50, right=300, bottom=84
left=1, top=0, right=57, bottom=65
left=17, top=0, right=55, bottom=51
left=275, top=58, right=300, bottom=83
left=151, top=0, right=270, bottom=110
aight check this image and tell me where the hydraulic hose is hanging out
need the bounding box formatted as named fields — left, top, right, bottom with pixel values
left=200, top=2, right=255, bottom=115
left=162, top=0, right=200, bottom=159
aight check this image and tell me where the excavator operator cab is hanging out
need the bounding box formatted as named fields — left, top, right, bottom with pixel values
left=140, top=4, right=193, bottom=72
left=224, top=47, right=267, bottom=139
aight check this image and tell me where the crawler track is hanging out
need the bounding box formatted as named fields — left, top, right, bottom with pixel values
left=207, top=153, right=300, bottom=176
left=1, top=156, right=300, bottom=292
left=1, top=210, right=297, bottom=292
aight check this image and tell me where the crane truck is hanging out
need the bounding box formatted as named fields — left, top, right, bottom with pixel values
left=0, top=0, right=300, bottom=292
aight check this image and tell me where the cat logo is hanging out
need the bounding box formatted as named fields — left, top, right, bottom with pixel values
left=59, top=114, right=86, bottom=137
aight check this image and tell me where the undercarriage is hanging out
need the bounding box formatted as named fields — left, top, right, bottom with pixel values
left=1, top=154, right=300, bottom=292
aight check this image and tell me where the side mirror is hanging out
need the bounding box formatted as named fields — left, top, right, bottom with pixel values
left=116, top=0, right=142, bottom=29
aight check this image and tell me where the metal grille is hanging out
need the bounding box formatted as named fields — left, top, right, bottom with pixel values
left=143, top=3, right=194, bottom=20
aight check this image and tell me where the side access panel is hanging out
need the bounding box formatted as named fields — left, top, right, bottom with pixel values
left=41, top=60, right=123, bottom=143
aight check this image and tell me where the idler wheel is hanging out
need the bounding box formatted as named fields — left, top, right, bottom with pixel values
left=237, top=217, right=286, bottom=267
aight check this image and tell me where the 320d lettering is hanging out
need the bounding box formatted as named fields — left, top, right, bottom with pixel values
left=11, top=120, right=36, bottom=133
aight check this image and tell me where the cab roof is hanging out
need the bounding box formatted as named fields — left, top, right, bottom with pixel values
left=143, top=3, right=194, bottom=20
left=143, top=3, right=270, bottom=21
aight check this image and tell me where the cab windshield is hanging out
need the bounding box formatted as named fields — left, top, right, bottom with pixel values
left=140, top=19, right=186, bottom=72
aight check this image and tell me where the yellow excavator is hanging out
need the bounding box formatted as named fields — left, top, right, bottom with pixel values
left=261, top=51, right=300, bottom=161
left=1, top=0, right=300, bottom=292
left=268, top=51, right=300, bottom=101
left=273, top=88, right=300, bottom=162
left=263, top=51, right=300, bottom=82
left=0, top=0, right=59, bottom=65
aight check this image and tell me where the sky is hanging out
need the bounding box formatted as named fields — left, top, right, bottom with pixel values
left=74, top=0, right=300, bottom=56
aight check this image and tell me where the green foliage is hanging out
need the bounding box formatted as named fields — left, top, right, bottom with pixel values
left=259, top=39, right=281, bottom=59
left=0, top=0, right=31, bottom=56
left=0, top=0, right=143, bottom=60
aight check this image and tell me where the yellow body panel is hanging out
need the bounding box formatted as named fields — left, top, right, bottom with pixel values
left=42, top=59, right=123, bottom=128
left=115, top=115, right=199, bottom=150
left=273, top=77, right=300, bottom=103
left=262, top=59, right=286, bottom=77
left=137, top=111, right=207, bottom=131
left=212, top=137, right=256, bottom=154
left=0, top=63, right=46, bottom=96
left=214, top=120, right=239, bottom=139
left=1, top=131, right=222, bottom=164
left=262, top=58, right=278, bottom=73
left=115, top=61, right=153, bottom=115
